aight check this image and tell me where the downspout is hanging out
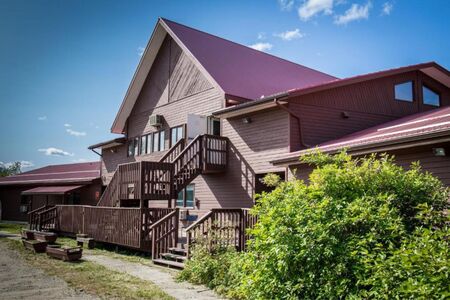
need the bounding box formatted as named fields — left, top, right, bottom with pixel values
left=274, top=98, right=311, bottom=149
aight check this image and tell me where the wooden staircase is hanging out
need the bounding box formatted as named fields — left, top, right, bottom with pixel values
left=154, top=247, right=188, bottom=269
left=97, top=134, right=228, bottom=208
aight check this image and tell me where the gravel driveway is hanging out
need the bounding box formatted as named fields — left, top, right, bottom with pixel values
left=0, top=240, right=98, bottom=300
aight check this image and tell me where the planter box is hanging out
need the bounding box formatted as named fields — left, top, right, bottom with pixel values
left=34, top=231, right=57, bottom=243
left=46, top=246, right=82, bottom=261
left=22, top=239, right=48, bottom=253
left=21, top=229, right=34, bottom=240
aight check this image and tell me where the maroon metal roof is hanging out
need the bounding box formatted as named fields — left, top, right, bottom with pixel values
left=272, top=106, right=450, bottom=165
left=162, top=18, right=337, bottom=101
left=21, top=185, right=84, bottom=195
left=0, top=161, right=101, bottom=185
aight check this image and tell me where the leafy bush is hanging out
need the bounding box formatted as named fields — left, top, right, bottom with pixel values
left=236, top=151, right=449, bottom=299
left=179, top=151, right=449, bottom=299
left=178, top=238, right=242, bottom=297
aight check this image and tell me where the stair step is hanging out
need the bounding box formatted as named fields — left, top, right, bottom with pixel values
left=161, top=252, right=187, bottom=262
left=168, top=247, right=188, bottom=255
left=153, top=258, right=185, bottom=269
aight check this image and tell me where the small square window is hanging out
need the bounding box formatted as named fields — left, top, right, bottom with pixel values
left=423, top=85, right=440, bottom=107
left=395, top=81, right=414, bottom=102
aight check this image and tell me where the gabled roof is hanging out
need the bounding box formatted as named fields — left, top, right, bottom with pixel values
left=111, top=18, right=336, bottom=134
left=271, top=106, right=450, bottom=166
left=214, top=62, right=450, bottom=117
left=0, top=161, right=101, bottom=186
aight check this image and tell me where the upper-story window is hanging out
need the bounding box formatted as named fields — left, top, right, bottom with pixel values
left=152, top=130, right=165, bottom=152
left=394, top=81, right=414, bottom=102
left=176, top=184, right=194, bottom=208
left=422, top=85, right=440, bottom=107
left=128, top=137, right=139, bottom=157
left=170, top=126, right=184, bottom=147
left=207, top=117, right=221, bottom=136
left=140, top=134, right=152, bottom=155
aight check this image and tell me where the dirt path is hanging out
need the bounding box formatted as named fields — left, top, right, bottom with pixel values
left=83, top=254, right=223, bottom=300
left=0, top=240, right=98, bottom=300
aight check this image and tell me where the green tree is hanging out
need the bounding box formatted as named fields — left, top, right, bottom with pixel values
left=0, top=161, right=21, bottom=177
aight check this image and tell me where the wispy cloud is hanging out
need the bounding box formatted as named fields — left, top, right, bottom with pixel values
left=278, top=0, right=294, bottom=11
left=66, top=129, right=86, bottom=137
left=38, top=147, right=74, bottom=157
left=257, top=32, right=266, bottom=40
left=64, top=123, right=72, bottom=127
left=381, top=1, right=393, bottom=15
left=137, top=46, right=145, bottom=56
left=249, top=42, right=273, bottom=52
left=0, top=160, right=34, bottom=170
left=275, top=28, right=304, bottom=41
left=38, top=116, right=47, bottom=121
left=298, top=0, right=334, bottom=21
left=334, top=2, right=371, bottom=25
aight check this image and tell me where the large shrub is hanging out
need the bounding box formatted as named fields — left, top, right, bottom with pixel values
left=180, top=151, right=449, bottom=299
left=237, top=151, right=449, bottom=299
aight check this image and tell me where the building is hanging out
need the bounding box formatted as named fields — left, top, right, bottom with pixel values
left=89, top=18, right=449, bottom=224
left=0, top=162, right=102, bottom=221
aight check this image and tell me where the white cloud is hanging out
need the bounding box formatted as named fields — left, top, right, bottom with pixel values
left=38, top=116, right=47, bottom=121
left=249, top=42, right=273, bottom=52
left=334, top=2, right=371, bottom=25
left=38, top=147, right=74, bottom=157
left=64, top=123, right=71, bottom=127
left=275, top=28, right=304, bottom=41
left=73, top=158, right=87, bottom=163
left=257, top=32, right=266, bottom=40
left=0, top=160, right=34, bottom=169
left=66, top=129, right=86, bottom=137
left=298, top=0, right=334, bottom=21
left=137, top=46, right=145, bottom=56
left=278, top=0, right=294, bottom=11
left=381, top=1, right=393, bottom=15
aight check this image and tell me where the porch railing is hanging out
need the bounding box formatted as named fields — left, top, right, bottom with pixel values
left=186, top=208, right=257, bottom=256
left=28, top=205, right=50, bottom=230
left=151, top=208, right=179, bottom=260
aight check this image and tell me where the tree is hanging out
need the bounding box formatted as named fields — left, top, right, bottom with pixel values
left=0, top=162, right=21, bottom=177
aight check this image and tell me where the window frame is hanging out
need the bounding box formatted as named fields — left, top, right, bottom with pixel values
left=422, top=84, right=441, bottom=107
left=176, top=184, right=195, bottom=208
left=394, top=81, right=415, bottom=103
left=207, top=117, right=221, bottom=136
left=170, top=125, right=185, bottom=147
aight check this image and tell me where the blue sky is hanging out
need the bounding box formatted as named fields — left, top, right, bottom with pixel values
left=0, top=0, right=449, bottom=171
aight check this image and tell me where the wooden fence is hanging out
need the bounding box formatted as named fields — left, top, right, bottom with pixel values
left=186, top=208, right=257, bottom=255
left=52, top=205, right=174, bottom=250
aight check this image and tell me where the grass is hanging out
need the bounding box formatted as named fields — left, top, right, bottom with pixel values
left=1, top=238, right=174, bottom=300
left=0, top=221, right=27, bottom=234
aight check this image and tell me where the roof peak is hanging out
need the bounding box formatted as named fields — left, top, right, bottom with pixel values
left=160, top=18, right=337, bottom=81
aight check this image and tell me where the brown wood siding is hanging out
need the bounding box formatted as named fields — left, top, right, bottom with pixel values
left=289, top=143, right=450, bottom=187
left=289, top=71, right=450, bottom=151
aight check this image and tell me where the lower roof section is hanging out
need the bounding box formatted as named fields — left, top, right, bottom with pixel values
left=21, top=185, right=84, bottom=195
left=272, top=106, right=450, bottom=166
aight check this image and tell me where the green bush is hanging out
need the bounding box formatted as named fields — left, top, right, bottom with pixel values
left=179, top=151, right=449, bottom=299
left=236, top=151, right=449, bottom=299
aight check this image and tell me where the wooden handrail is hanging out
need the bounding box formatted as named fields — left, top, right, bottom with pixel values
left=159, top=138, right=185, bottom=163
left=185, top=210, right=213, bottom=232
left=171, top=135, right=202, bottom=163
left=149, top=209, right=178, bottom=230
left=151, top=208, right=179, bottom=260
left=28, top=205, right=48, bottom=216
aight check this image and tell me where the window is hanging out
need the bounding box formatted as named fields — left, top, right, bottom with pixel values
left=395, top=81, right=414, bottom=102
left=127, top=138, right=139, bottom=157
left=159, top=130, right=165, bottom=151
left=423, top=85, right=440, bottom=107
left=133, top=137, right=139, bottom=156
left=170, top=126, right=184, bottom=146
left=140, top=135, right=147, bottom=155
left=177, top=184, right=195, bottom=208
left=207, top=117, right=221, bottom=136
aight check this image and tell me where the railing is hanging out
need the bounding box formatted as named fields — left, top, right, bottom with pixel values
left=151, top=208, right=179, bottom=260
left=118, top=162, right=141, bottom=200
left=53, top=205, right=176, bottom=250
left=141, top=161, right=173, bottom=200
left=159, top=138, right=186, bottom=163
left=28, top=205, right=50, bottom=230
left=37, top=206, right=57, bottom=231
left=203, top=135, right=228, bottom=172
left=186, top=208, right=257, bottom=255
left=97, top=169, right=120, bottom=207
